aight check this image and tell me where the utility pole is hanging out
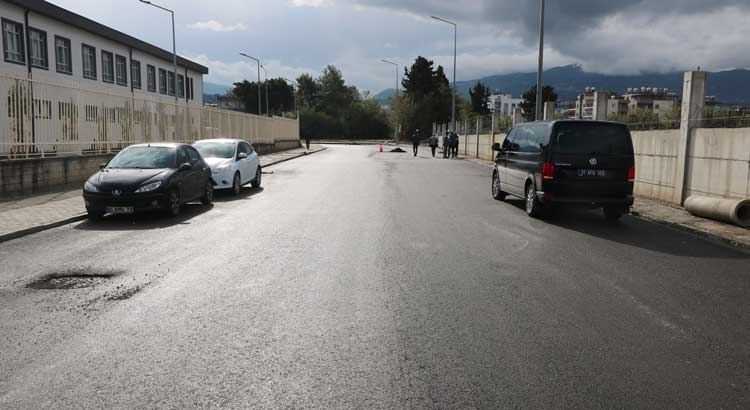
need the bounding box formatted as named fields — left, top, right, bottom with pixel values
left=239, top=53, right=262, bottom=116
left=139, top=1, right=178, bottom=111
left=535, top=0, right=545, bottom=122
left=381, top=59, right=400, bottom=142
left=431, top=15, right=457, bottom=132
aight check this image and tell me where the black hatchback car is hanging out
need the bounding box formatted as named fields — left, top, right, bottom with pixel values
left=492, top=120, right=635, bottom=220
left=83, top=143, right=214, bottom=220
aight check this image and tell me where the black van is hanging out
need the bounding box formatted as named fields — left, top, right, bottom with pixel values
left=491, top=120, right=635, bottom=220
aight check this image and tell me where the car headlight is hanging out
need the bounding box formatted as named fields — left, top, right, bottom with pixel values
left=84, top=181, right=100, bottom=193
left=213, top=164, right=231, bottom=174
left=134, top=181, right=162, bottom=193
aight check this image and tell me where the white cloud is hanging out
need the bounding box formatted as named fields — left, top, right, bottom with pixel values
left=187, top=20, right=247, bottom=32
left=184, top=53, right=320, bottom=86
left=290, top=0, right=332, bottom=7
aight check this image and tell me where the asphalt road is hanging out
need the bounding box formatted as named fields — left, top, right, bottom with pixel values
left=1, top=145, right=749, bottom=409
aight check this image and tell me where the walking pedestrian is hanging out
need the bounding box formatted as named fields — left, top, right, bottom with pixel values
left=429, top=134, right=438, bottom=157
left=411, top=129, right=421, bottom=157
left=449, top=132, right=458, bottom=158
left=305, top=137, right=311, bottom=150
left=442, top=132, right=450, bottom=158
left=452, top=132, right=460, bottom=158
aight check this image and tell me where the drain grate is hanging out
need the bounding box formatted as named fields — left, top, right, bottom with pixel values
left=27, top=267, right=124, bottom=290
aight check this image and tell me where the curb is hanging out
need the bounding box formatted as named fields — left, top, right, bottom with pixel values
left=0, top=147, right=328, bottom=244
left=630, top=210, right=750, bottom=253
left=0, top=213, right=87, bottom=244
left=261, top=146, right=327, bottom=168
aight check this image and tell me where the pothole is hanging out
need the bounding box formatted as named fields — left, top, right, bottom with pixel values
left=27, top=267, right=125, bottom=290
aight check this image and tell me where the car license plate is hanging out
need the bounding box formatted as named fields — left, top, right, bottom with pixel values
left=577, top=169, right=607, bottom=177
left=105, top=206, right=134, bottom=214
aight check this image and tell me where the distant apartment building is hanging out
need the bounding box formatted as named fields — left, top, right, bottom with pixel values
left=0, top=0, right=208, bottom=106
left=488, top=92, right=524, bottom=117
left=622, top=87, right=678, bottom=119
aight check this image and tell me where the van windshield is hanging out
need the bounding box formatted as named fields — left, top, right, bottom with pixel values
left=553, top=123, right=633, bottom=155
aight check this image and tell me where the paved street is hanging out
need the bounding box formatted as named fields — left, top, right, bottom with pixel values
left=1, top=144, right=749, bottom=409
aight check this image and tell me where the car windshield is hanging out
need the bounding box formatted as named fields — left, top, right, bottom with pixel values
left=553, top=123, right=633, bottom=155
left=107, top=146, right=175, bottom=169
left=194, top=142, right=235, bottom=159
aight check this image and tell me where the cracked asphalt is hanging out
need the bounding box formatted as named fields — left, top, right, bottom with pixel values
left=1, top=144, right=749, bottom=409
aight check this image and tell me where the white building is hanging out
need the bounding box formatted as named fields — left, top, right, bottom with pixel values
left=488, top=93, right=524, bottom=117
left=1, top=0, right=208, bottom=106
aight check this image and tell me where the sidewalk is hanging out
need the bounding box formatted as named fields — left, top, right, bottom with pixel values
left=462, top=156, right=750, bottom=251
left=0, top=144, right=325, bottom=243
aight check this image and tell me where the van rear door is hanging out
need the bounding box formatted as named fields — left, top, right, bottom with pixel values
left=549, top=122, right=634, bottom=197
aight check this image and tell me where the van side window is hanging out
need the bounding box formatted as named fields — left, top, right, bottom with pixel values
left=503, top=128, right=520, bottom=152
left=518, top=126, right=547, bottom=153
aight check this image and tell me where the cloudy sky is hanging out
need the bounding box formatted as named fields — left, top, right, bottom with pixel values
left=50, top=0, right=750, bottom=93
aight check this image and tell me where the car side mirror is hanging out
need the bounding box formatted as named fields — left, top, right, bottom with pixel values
left=179, top=163, right=192, bottom=172
left=237, top=152, right=248, bottom=160
left=492, top=143, right=502, bottom=152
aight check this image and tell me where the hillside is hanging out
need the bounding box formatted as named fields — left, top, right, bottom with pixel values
left=375, top=65, right=750, bottom=104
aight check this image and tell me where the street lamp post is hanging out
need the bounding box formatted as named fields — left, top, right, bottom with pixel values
left=239, top=53, right=262, bottom=116
left=381, top=59, right=399, bottom=142
left=139, top=0, right=178, bottom=108
left=535, top=0, right=546, bottom=121
left=260, top=65, right=270, bottom=117
left=431, top=15, right=457, bottom=133
left=281, top=77, right=298, bottom=118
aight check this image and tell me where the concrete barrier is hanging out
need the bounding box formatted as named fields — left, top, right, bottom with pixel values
left=684, top=196, right=750, bottom=228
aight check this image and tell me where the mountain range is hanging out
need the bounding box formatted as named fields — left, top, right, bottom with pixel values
left=374, top=65, right=750, bottom=104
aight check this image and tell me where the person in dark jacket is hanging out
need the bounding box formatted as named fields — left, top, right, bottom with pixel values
left=452, top=132, right=460, bottom=158
left=428, top=134, right=438, bottom=157
left=449, top=132, right=458, bottom=158
left=442, top=132, right=450, bottom=158
left=411, top=129, right=421, bottom=157
left=305, top=137, right=311, bottom=150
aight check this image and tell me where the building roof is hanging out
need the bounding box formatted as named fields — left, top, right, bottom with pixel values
left=9, top=0, right=209, bottom=74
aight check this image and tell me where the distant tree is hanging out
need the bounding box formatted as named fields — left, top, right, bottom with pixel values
left=520, top=85, right=558, bottom=121
left=401, top=56, right=452, bottom=135
left=232, top=78, right=293, bottom=115
left=469, top=81, right=491, bottom=115
left=232, top=80, right=262, bottom=114
left=296, top=73, right=319, bottom=110
left=318, top=65, right=357, bottom=118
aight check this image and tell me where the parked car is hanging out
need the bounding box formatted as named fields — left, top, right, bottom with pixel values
left=491, top=120, right=635, bottom=220
left=193, top=139, right=262, bottom=195
left=82, top=143, right=214, bottom=220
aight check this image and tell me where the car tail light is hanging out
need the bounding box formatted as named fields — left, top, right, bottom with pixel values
left=627, top=165, right=636, bottom=182
left=542, top=162, right=555, bottom=180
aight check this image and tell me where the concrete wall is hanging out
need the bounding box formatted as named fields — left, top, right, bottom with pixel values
left=631, top=129, right=680, bottom=203
left=685, top=128, right=750, bottom=200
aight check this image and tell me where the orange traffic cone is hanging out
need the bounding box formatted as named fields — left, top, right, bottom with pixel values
left=379, top=145, right=383, bottom=153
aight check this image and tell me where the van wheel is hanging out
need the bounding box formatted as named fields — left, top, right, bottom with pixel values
left=87, top=209, right=104, bottom=221
left=492, top=171, right=506, bottom=201
left=604, top=207, right=624, bottom=221
left=525, top=184, right=543, bottom=218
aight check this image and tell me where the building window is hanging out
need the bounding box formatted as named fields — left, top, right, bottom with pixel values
left=115, top=55, right=127, bottom=86
left=188, top=77, right=194, bottom=100
left=2, top=18, right=24, bottom=64
left=167, top=71, right=175, bottom=96
left=28, top=28, right=48, bottom=69
left=101, top=51, right=114, bottom=83
left=147, top=65, right=156, bottom=92
left=54, top=36, right=72, bottom=74
left=158, top=68, right=167, bottom=94
left=82, top=44, right=96, bottom=79
left=131, top=60, right=141, bottom=89
left=177, top=74, right=185, bottom=98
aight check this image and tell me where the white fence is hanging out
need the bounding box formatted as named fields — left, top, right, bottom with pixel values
left=0, top=74, right=299, bottom=160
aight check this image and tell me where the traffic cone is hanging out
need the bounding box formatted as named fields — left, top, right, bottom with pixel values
left=379, top=145, right=383, bottom=153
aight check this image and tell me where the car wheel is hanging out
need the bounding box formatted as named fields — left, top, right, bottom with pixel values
left=86, top=209, right=104, bottom=221
left=525, top=184, right=543, bottom=218
left=231, top=172, right=241, bottom=196
left=201, top=181, right=214, bottom=205
left=604, top=206, right=624, bottom=222
left=251, top=166, right=262, bottom=188
left=168, top=189, right=181, bottom=217
left=492, top=171, right=506, bottom=201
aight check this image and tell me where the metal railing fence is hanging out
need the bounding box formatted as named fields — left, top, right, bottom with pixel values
left=0, top=74, right=299, bottom=160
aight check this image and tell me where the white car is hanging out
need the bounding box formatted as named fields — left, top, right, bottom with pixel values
left=193, top=139, right=261, bottom=195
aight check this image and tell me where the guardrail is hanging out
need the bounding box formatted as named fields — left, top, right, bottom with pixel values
left=0, top=74, right=299, bottom=160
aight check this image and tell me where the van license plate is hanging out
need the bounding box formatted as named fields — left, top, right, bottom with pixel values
left=577, top=169, right=607, bottom=177
left=106, top=206, right=134, bottom=214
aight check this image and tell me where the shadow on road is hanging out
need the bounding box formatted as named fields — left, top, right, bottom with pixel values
left=503, top=198, right=746, bottom=259
left=212, top=187, right=264, bottom=202
left=74, top=203, right=213, bottom=231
